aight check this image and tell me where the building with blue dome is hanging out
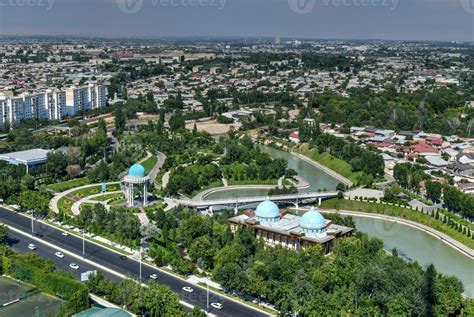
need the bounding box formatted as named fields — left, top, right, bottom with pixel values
left=255, top=199, right=281, bottom=223
left=122, top=163, right=150, bottom=207
left=300, top=207, right=327, bottom=236
left=128, top=163, right=146, bottom=178
left=228, top=202, right=353, bottom=254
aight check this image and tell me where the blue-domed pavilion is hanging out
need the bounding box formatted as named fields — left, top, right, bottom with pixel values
left=122, top=163, right=150, bottom=207
left=228, top=200, right=353, bottom=254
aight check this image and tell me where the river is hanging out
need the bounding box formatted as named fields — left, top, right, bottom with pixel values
left=205, top=145, right=474, bottom=296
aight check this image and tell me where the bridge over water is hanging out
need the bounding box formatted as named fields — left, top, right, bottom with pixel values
left=173, top=191, right=339, bottom=209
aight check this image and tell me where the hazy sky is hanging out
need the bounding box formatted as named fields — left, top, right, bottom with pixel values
left=0, top=0, right=472, bottom=41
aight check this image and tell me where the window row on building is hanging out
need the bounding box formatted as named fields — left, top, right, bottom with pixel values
left=0, top=84, right=108, bottom=127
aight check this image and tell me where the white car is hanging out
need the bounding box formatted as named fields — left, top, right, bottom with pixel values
left=55, top=252, right=64, bottom=258
left=211, top=303, right=223, bottom=310
left=61, top=231, right=69, bottom=236
left=182, top=286, right=193, bottom=293
left=69, top=263, right=79, bottom=270
left=149, top=274, right=158, bottom=280
left=27, top=243, right=36, bottom=250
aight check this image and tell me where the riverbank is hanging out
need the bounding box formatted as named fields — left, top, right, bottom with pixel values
left=292, top=152, right=353, bottom=187
left=320, top=198, right=474, bottom=252
left=319, top=208, right=474, bottom=260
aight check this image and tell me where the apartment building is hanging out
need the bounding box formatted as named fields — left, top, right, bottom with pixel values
left=0, top=84, right=106, bottom=128
left=66, top=84, right=107, bottom=115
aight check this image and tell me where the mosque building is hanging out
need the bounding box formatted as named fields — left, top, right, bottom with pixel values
left=228, top=199, right=353, bottom=254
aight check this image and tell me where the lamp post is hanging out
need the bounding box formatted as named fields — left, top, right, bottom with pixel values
left=82, top=228, right=85, bottom=258
left=206, top=281, right=209, bottom=312
left=139, top=238, right=143, bottom=283
left=31, top=212, right=34, bottom=236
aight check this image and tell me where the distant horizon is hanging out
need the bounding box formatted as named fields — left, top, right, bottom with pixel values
left=0, top=33, right=472, bottom=44
left=0, top=0, right=472, bottom=42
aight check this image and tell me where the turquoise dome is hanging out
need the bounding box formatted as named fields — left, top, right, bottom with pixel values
left=300, top=207, right=326, bottom=230
left=129, top=163, right=146, bottom=177
left=255, top=199, right=280, bottom=222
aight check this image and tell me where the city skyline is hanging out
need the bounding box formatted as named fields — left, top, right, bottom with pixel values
left=0, top=0, right=472, bottom=42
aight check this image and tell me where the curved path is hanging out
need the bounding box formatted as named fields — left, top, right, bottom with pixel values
left=50, top=182, right=120, bottom=214
left=292, top=153, right=353, bottom=187
left=191, top=176, right=310, bottom=203
left=316, top=208, right=474, bottom=259
left=71, top=191, right=123, bottom=216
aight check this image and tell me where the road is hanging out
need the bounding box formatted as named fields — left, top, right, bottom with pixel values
left=0, top=208, right=270, bottom=317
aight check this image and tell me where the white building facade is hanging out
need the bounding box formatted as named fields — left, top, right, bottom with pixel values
left=0, top=84, right=107, bottom=128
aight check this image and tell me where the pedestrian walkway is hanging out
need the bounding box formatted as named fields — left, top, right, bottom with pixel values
left=50, top=182, right=120, bottom=214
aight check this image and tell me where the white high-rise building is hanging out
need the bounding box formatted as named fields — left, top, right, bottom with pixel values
left=0, top=84, right=107, bottom=128
left=66, top=86, right=90, bottom=115
left=46, top=89, right=66, bottom=121
left=88, top=84, right=108, bottom=109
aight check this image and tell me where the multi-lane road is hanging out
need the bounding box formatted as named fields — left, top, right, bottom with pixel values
left=0, top=207, right=271, bottom=317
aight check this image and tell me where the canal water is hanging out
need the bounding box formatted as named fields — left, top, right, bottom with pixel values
left=353, top=217, right=473, bottom=297
left=203, top=146, right=339, bottom=200
left=205, top=144, right=474, bottom=296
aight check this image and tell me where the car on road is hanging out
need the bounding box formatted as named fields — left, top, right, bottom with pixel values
left=149, top=274, right=158, bottom=280
left=119, top=255, right=127, bottom=260
left=55, top=251, right=64, bottom=258
left=69, top=263, right=79, bottom=270
left=61, top=231, right=69, bottom=236
left=182, top=286, right=193, bottom=293
left=211, top=303, right=223, bottom=310
left=27, top=243, right=36, bottom=250
left=35, top=232, right=43, bottom=237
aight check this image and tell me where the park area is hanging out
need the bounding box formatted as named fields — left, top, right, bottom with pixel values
left=56, top=183, right=121, bottom=215
left=0, top=277, right=63, bottom=317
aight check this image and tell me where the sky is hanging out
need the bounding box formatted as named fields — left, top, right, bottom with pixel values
left=0, top=0, right=472, bottom=41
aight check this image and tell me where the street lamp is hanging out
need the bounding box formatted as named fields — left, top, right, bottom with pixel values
left=31, top=212, right=34, bottom=236
left=206, top=281, right=209, bottom=312
left=139, top=238, right=143, bottom=283
left=82, top=228, right=85, bottom=258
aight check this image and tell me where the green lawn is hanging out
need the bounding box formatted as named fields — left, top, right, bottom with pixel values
left=70, top=184, right=120, bottom=199
left=305, top=148, right=364, bottom=183
left=56, top=183, right=121, bottom=214
left=46, top=177, right=90, bottom=193
left=321, top=198, right=474, bottom=249
left=57, top=196, right=75, bottom=214
left=91, top=193, right=125, bottom=202
left=141, top=155, right=158, bottom=175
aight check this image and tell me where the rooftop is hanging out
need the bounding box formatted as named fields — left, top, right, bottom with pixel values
left=0, top=148, right=50, bottom=165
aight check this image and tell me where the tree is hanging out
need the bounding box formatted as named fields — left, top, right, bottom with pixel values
left=143, top=283, right=186, bottom=316
left=0, top=224, right=7, bottom=243
left=188, top=236, right=215, bottom=269
left=46, top=152, right=68, bottom=178
left=18, top=190, right=50, bottom=216
left=176, top=215, right=212, bottom=247
left=114, top=106, right=126, bottom=136
left=20, top=174, right=35, bottom=191
left=384, top=184, right=401, bottom=201
left=426, top=181, right=442, bottom=203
